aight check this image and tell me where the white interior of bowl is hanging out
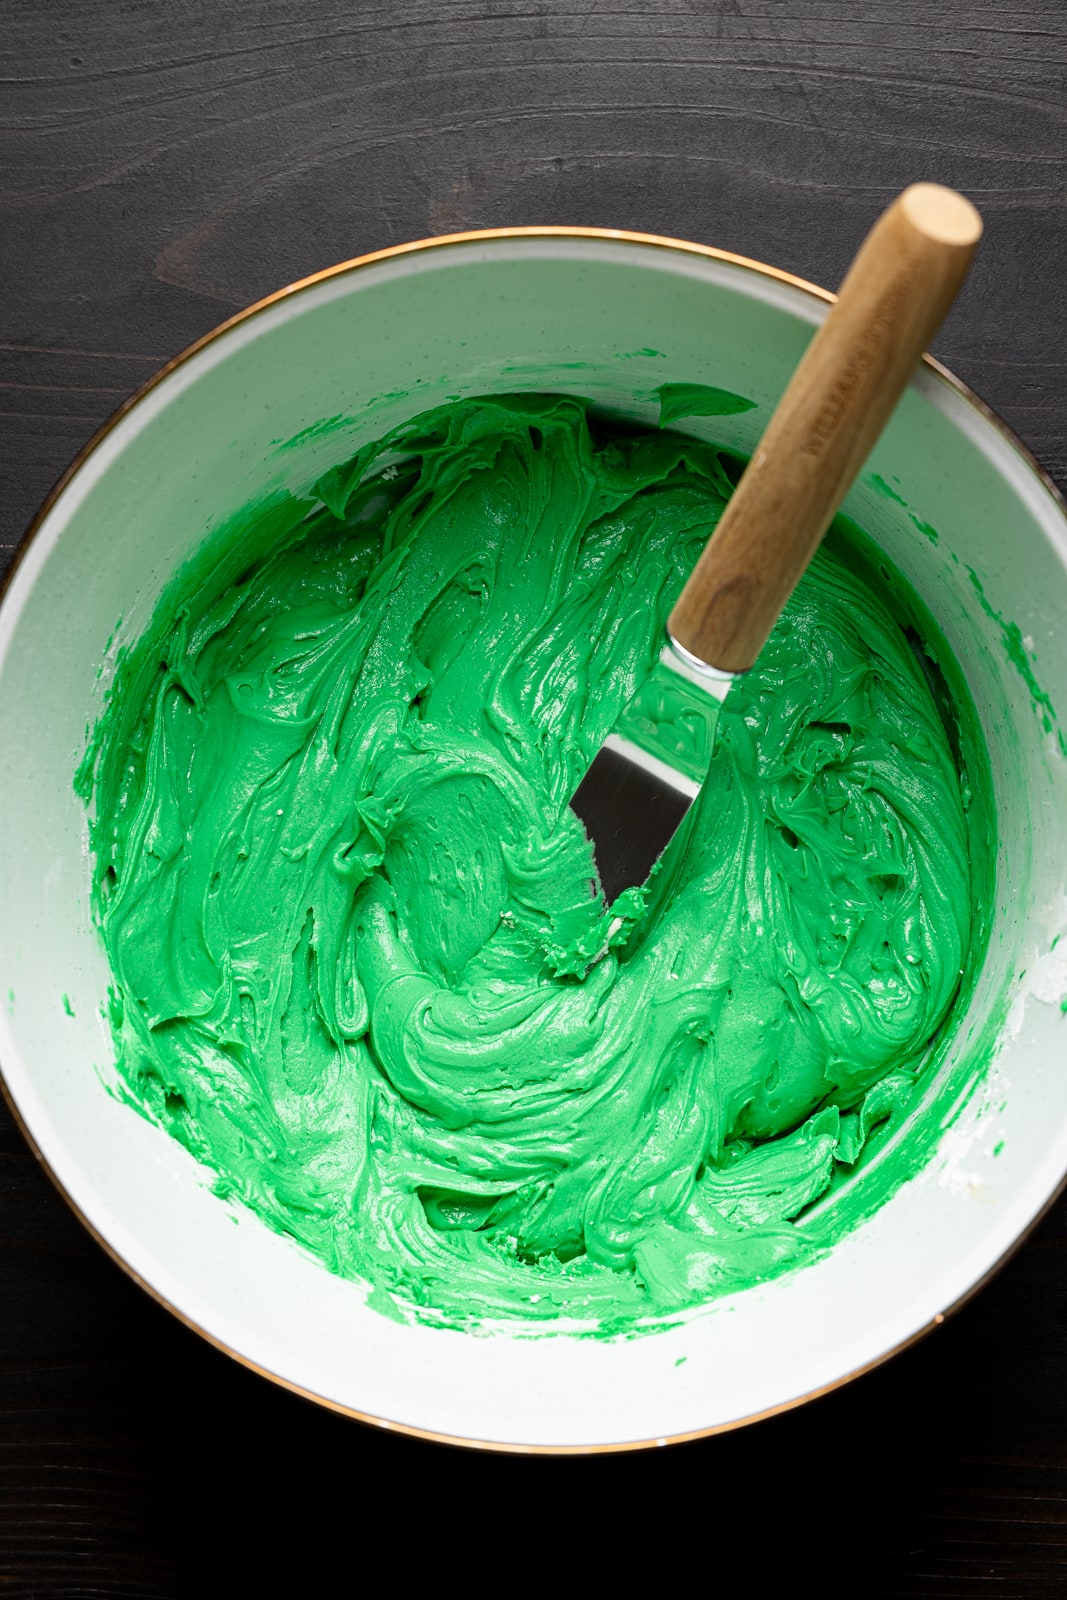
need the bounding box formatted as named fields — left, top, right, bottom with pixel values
left=1, top=234, right=1065, bottom=1450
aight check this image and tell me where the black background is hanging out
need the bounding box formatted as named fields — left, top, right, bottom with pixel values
left=3, top=2, right=1066, bottom=1593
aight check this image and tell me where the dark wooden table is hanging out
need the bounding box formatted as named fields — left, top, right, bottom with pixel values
left=3, top=2, right=1066, bottom=1592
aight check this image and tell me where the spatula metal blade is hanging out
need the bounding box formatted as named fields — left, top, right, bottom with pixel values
left=569, top=641, right=735, bottom=906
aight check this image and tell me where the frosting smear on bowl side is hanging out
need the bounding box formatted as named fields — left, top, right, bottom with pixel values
left=81, top=395, right=989, bottom=1331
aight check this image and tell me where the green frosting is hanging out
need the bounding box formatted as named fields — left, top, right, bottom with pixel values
left=81, top=395, right=989, bottom=1332
left=656, top=383, right=758, bottom=424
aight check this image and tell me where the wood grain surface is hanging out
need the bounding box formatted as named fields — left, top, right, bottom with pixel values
left=2, top=2, right=1065, bottom=1593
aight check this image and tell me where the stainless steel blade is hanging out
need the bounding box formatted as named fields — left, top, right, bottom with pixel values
left=569, top=638, right=735, bottom=907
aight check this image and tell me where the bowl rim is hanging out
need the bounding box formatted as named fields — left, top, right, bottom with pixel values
left=2, top=224, right=1066, bottom=1455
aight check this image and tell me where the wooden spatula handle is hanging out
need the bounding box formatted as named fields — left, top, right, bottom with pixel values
left=668, top=183, right=982, bottom=672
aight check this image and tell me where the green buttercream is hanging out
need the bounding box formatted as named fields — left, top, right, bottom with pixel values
left=965, top=565, right=1066, bottom=757
left=611, top=653, right=720, bottom=784
left=870, top=473, right=938, bottom=543
left=82, top=395, right=989, bottom=1332
left=656, top=382, right=758, bottom=425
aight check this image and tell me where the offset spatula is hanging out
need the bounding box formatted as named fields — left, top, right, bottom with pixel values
left=570, top=183, right=982, bottom=913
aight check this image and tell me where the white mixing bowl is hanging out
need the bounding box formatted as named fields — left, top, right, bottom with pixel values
left=1, top=228, right=1065, bottom=1451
